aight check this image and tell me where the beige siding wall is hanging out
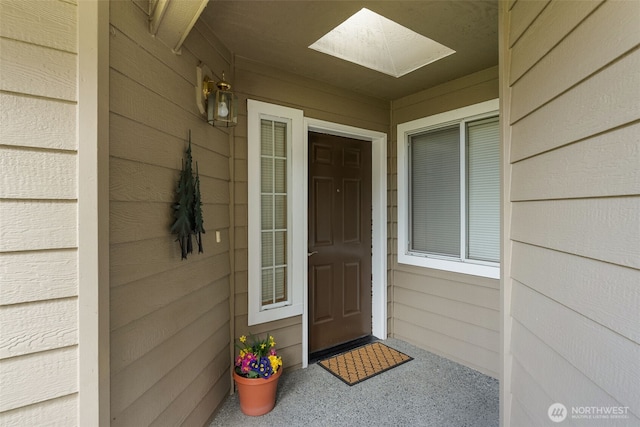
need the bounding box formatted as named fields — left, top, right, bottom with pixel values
left=502, top=0, right=640, bottom=425
left=0, top=0, right=79, bottom=424
left=390, top=67, right=501, bottom=378
left=109, top=2, right=232, bottom=425
left=233, top=57, right=389, bottom=370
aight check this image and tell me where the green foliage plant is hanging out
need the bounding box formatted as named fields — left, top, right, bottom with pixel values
left=171, top=131, right=205, bottom=259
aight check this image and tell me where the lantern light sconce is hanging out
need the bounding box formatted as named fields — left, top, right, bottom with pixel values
left=196, top=64, right=238, bottom=127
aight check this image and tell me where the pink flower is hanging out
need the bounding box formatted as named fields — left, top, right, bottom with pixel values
left=240, top=353, right=256, bottom=373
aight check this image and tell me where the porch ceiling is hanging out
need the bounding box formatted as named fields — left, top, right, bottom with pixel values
left=200, top=1, right=498, bottom=101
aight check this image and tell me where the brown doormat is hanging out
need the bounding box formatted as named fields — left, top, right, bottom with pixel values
left=318, top=342, right=412, bottom=386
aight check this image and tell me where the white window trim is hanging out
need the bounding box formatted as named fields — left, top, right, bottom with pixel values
left=302, top=118, right=387, bottom=368
left=247, top=100, right=305, bottom=325
left=397, top=99, right=500, bottom=279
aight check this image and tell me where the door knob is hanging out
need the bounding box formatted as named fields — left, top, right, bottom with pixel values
left=307, top=251, right=318, bottom=257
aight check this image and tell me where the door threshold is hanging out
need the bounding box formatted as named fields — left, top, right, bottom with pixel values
left=309, top=335, right=377, bottom=364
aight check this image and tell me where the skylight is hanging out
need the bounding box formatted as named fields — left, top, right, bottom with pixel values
left=309, top=8, right=455, bottom=78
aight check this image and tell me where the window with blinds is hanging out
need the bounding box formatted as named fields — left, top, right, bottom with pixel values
left=410, top=125, right=460, bottom=257
left=260, top=119, right=288, bottom=307
left=466, top=117, right=500, bottom=263
left=408, top=115, right=499, bottom=264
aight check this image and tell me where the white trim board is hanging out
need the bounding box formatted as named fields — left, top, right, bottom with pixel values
left=302, top=118, right=388, bottom=368
left=78, top=1, right=110, bottom=424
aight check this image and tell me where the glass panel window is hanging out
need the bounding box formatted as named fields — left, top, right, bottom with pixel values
left=260, top=119, right=288, bottom=307
left=408, top=117, right=499, bottom=263
left=466, top=117, right=500, bottom=263
left=397, top=99, right=500, bottom=279
left=410, top=125, right=460, bottom=257
left=248, top=99, right=304, bottom=325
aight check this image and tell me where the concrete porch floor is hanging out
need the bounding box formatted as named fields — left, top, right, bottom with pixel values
left=210, top=338, right=499, bottom=426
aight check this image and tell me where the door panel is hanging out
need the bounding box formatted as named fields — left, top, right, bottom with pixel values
left=308, top=132, right=372, bottom=353
left=343, top=179, right=361, bottom=243
left=311, top=264, right=333, bottom=323
left=313, top=178, right=334, bottom=245
left=343, top=261, right=361, bottom=315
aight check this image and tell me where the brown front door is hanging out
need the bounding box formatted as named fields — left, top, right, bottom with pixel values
left=308, top=132, right=372, bottom=353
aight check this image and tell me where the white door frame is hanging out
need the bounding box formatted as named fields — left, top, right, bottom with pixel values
left=302, top=118, right=387, bottom=367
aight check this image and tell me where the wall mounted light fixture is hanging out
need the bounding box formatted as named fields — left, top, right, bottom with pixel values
left=196, top=64, right=238, bottom=127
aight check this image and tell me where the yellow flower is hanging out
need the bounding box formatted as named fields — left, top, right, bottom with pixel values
left=239, top=335, right=247, bottom=343
left=269, top=336, right=276, bottom=347
left=260, top=343, right=266, bottom=349
left=269, top=355, right=282, bottom=372
left=239, top=349, right=246, bottom=358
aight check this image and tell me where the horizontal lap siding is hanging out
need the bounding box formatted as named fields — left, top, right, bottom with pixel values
left=0, top=93, right=76, bottom=151
left=0, top=347, right=78, bottom=413
left=0, top=147, right=76, bottom=199
left=390, top=68, right=501, bottom=378
left=109, top=1, right=232, bottom=424
left=0, top=0, right=79, bottom=424
left=0, top=38, right=76, bottom=101
left=511, top=49, right=639, bottom=162
left=512, top=281, right=639, bottom=415
left=0, top=298, right=77, bottom=359
left=508, top=0, right=600, bottom=85
left=504, top=0, right=640, bottom=424
left=392, top=66, right=499, bottom=126
left=511, top=198, right=639, bottom=268
left=511, top=242, right=639, bottom=344
left=511, top=320, right=640, bottom=426
left=510, top=123, right=639, bottom=200
left=0, top=395, right=77, bottom=426
left=0, top=250, right=77, bottom=305
left=393, top=269, right=500, bottom=378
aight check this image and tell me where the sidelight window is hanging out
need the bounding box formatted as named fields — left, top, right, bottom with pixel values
left=260, top=119, right=288, bottom=306
left=247, top=100, right=304, bottom=325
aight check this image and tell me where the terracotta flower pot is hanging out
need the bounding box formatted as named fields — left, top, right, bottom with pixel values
left=233, top=368, right=282, bottom=416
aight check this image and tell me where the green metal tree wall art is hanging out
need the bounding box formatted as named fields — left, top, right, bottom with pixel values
left=171, top=131, right=205, bottom=259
